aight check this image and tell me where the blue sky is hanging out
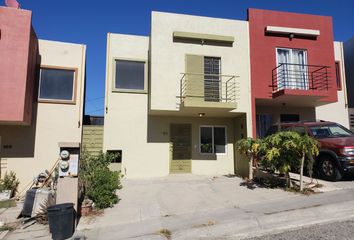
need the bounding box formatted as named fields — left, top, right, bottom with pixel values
left=7, top=0, right=354, bottom=116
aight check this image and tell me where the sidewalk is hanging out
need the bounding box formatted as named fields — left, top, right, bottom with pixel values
left=75, top=174, right=354, bottom=239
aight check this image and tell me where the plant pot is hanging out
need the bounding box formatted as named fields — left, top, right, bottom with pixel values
left=81, top=200, right=93, bottom=216
left=0, top=190, right=12, bottom=201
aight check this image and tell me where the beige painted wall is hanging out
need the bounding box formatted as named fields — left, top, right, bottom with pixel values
left=104, top=30, right=250, bottom=177
left=150, top=12, right=253, bottom=135
left=316, top=42, right=350, bottom=128
left=0, top=40, right=86, bottom=192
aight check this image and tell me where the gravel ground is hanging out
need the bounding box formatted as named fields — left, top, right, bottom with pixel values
left=244, top=219, right=354, bottom=240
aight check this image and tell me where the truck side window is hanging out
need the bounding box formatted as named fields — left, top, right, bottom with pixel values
left=293, top=126, right=307, bottom=136
left=265, top=126, right=278, bottom=137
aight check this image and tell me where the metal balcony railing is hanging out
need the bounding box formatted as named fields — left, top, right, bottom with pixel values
left=180, top=73, right=239, bottom=104
left=272, top=63, right=331, bottom=93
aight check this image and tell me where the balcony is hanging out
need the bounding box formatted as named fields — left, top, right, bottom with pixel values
left=179, top=73, right=238, bottom=110
left=271, top=63, right=331, bottom=102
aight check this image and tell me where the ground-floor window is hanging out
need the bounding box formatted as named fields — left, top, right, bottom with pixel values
left=200, top=126, right=226, bottom=154
left=280, top=114, right=300, bottom=123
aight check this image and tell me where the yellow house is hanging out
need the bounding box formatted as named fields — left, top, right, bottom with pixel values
left=103, top=12, right=253, bottom=178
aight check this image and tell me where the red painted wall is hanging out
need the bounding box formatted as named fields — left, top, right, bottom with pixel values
left=248, top=9, right=338, bottom=136
left=0, top=7, right=38, bottom=125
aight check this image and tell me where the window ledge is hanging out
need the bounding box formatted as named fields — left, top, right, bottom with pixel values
left=112, top=89, right=148, bottom=94
left=38, top=99, right=76, bottom=105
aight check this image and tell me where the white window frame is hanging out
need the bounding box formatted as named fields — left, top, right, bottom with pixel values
left=275, top=47, right=309, bottom=90
left=199, top=125, right=227, bottom=155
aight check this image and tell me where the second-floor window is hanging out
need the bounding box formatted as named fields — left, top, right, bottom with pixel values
left=115, top=60, right=145, bottom=92
left=38, top=67, right=76, bottom=103
left=276, top=48, right=308, bottom=90
left=204, top=57, right=221, bottom=102
left=335, top=61, right=342, bottom=90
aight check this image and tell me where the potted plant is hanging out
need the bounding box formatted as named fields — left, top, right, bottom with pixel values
left=0, top=171, right=20, bottom=200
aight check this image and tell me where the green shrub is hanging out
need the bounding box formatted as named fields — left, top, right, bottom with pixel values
left=80, top=151, right=122, bottom=209
left=260, top=131, right=319, bottom=189
left=0, top=171, right=20, bottom=198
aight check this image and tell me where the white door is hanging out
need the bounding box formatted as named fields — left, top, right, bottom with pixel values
left=276, top=48, right=308, bottom=90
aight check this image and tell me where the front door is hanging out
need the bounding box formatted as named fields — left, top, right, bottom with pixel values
left=170, top=124, right=192, bottom=173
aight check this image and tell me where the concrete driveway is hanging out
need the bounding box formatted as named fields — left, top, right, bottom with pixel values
left=77, top=174, right=295, bottom=228
left=76, top=174, right=354, bottom=239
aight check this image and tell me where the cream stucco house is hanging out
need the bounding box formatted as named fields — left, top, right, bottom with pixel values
left=103, top=12, right=253, bottom=178
left=0, top=5, right=86, bottom=191
left=0, top=39, right=86, bottom=191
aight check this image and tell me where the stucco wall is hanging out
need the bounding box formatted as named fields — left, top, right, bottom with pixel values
left=0, top=7, right=38, bottom=125
left=316, top=42, right=350, bottom=128
left=104, top=32, right=248, bottom=177
left=0, top=40, right=86, bottom=191
left=103, top=34, right=155, bottom=176
left=150, top=11, right=252, bottom=121
left=248, top=8, right=338, bottom=137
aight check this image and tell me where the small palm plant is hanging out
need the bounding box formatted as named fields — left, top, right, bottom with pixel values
left=236, top=138, right=261, bottom=180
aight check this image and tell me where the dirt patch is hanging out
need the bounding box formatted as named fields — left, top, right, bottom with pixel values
left=193, top=220, right=217, bottom=228
left=159, top=228, right=172, bottom=239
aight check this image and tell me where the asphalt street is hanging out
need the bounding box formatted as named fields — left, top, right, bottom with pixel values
left=244, top=219, right=354, bottom=240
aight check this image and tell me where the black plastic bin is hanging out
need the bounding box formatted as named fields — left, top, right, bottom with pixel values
left=21, top=188, right=38, bottom=217
left=47, top=203, right=75, bottom=240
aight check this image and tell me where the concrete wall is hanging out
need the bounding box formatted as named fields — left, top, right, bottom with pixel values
left=103, top=34, right=152, bottom=176
left=316, top=42, right=350, bottom=128
left=344, top=36, right=354, bottom=108
left=150, top=11, right=252, bottom=123
left=0, top=40, right=86, bottom=191
left=0, top=7, right=38, bottom=125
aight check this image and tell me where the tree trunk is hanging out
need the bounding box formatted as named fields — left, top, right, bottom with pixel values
left=285, top=172, right=292, bottom=188
left=300, top=152, right=305, bottom=191
left=249, top=155, right=253, bottom=180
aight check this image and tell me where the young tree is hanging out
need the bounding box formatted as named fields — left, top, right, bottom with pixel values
left=261, top=131, right=299, bottom=188
left=261, top=131, right=319, bottom=190
left=293, top=134, right=319, bottom=191
left=236, top=138, right=261, bottom=180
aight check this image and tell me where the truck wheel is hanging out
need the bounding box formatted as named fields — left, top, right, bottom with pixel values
left=318, top=156, right=342, bottom=181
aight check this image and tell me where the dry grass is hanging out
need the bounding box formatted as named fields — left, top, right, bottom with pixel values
left=193, top=220, right=217, bottom=228
left=159, top=228, right=172, bottom=240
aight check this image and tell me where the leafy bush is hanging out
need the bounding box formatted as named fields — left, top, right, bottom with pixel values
left=80, top=151, right=122, bottom=209
left=0, top=171, right=20, bottom=198
left=260, top=131, right=319, bottom=189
